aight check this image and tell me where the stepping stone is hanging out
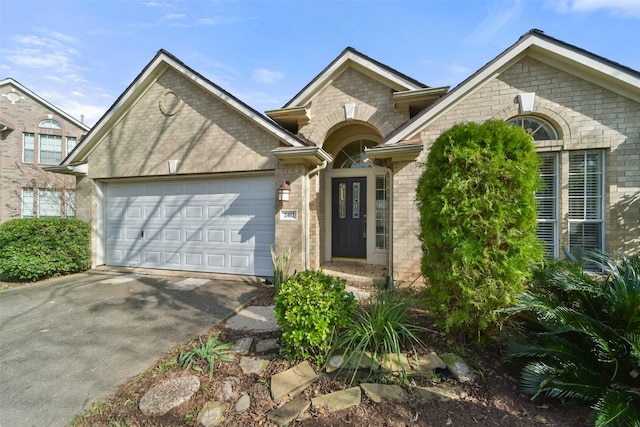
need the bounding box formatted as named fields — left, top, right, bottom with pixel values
left=232, top=337, right=253, bottom=354
left=139, top=375, right=200, bottom=416
left=360, top=383, right=408, bottom=403
left=408, top=351, right=447, bottom=376
left=270, top=361, right=317, bottom=401
left=226, top=305, right=280, bottom=332
left=311, top=386, right=361, bottom=412
left=167, top=277, right=209, bottom=291
left=198, top=401, right=229, bottom=427
left=345, top=285, right=371, bottom=301
left=268, top=395, right=310, bottom=426
left=256, top=338, right=279, bottom=353
left=239, top=356, right=270, bottom=375
left=412, top=383, right=467, bottom=402
left=380, top=353, right=412, bottom=373
left=100, top=274, right=142, bottom=285
left=326, top=352, right=379, bottom=373
left=440, top=353, right=476, bottom=382
left=235, top=393, right=251, bottom=412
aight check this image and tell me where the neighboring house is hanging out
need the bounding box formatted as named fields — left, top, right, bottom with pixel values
left=0, top=78, right=90, bottom=223
left=52, top=30, right=640, bottom=282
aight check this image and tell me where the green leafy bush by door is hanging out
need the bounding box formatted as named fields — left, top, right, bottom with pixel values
left=416, top=119, right=543, bottom=337
left=0, top=218, right=91, bottom=282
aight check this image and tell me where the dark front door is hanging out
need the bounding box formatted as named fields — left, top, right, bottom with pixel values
left=332, top=177, right=367, bottom=258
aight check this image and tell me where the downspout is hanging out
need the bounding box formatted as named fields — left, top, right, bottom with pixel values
left=305, top=161, right=328, bottom=270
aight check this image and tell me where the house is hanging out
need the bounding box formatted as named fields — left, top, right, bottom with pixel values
left=0, top=78, right=90, bottom=223
left=52, top=30, right=640, bottom=282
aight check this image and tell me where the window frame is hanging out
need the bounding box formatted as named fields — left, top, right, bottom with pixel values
left=536, top=152, right=559, bottom=258
left=38, top=134, right=63, bottom=164
left=23, top=132, right=35, bottom=163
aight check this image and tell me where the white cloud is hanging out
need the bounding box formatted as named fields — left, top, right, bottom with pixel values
left=251, top=68, right=284, bottom=85
left=466, top=0, right=524, bottom=44
left=552, top=0, right=640, bottom=17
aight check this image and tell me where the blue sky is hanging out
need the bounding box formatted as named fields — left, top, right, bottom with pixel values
left=1, top=0, right=639, bottom=126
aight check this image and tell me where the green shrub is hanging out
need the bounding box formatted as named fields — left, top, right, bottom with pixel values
left=504, top=251, right=640, bottom=427
left=274, top=270, right=356, bottom=364
left=0, top=218, right=91, bottom=282
left=331, top=288, right=427, bottom=384
left=416, top=119, right=543, bottom=337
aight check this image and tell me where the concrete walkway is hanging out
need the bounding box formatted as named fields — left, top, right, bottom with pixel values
left=0, top=268, right=258, bottom=427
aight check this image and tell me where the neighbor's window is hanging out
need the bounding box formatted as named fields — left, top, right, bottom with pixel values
left=38, top=134, right=62, bottom=164
left=568, top=150, right=604, bottom=257
left=23, top=133, right=35, bottom=163
left=21, top=188, right=34, bottom=218
left=375, top=175, right=388, bottom=250
left=65, top=190, right=76, bottom=218
left=38, top=189, right=62, bottom=217
left=39, top=118, right=62, bottom=129
left=66, top=136, right=77, bottom=156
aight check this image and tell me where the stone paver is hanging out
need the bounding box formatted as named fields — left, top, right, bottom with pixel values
left=239, top=356, right=270, bottom=375
left=311, top=386, right=361, bottom=412
left=256, top=338, right=279, bottom=353
left=412, top=383, right=468, bottom=402
left=232, top=337, right=253, bottom=354
left=360, top=383, right=408, bottom=403
left=268, top=394, right=310, bottom=426
left=380, top=352, right=412, bottom=372
left=270, top=361, right=318, bottom=401
left=411, top=351, right=447, bottom=372
left=139, top=375, right=200, bottom=416
left=235, top=393, right=251, bottom=412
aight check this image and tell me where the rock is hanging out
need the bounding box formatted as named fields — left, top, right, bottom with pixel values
left=219, top=377, right=239, bottom=401
left=360, top=383, right=408, bottom=403
left=268, top=395, right=310, bottom=425
left=380, top=353, right=412, bottom=373
left=197, top=401, right=229, bottom=427
left=270, top=361, right=318, bottom=401
left=412, top=351, right=447, bottom=371
left=256, top=338, right=279, bottom=353
left=345, top=285, right=371, bottom=301
left=235, top=393, right=251, bottom=412
left=239, top=356, right=270, bottom=375
left=326, top=352, right=379, bottom=372
left=232, top=337, right=253, bottom=354
left=139, top=375, right=200, bottom=416
left=412, top=383, right=467, bottom=402
left=440, top=353, right=476, bottom=382
left=311, top=386, right=361, bottom=412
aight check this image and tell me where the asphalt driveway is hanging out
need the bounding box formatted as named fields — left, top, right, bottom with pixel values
left=0, top=267, right=258, bottom=427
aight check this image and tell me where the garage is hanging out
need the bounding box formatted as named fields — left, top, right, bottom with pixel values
left=104, top=176, right=275, bottom=276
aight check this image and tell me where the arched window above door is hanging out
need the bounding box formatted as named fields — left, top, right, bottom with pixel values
left=333, top=139, right=379, bottom=168
left=507, top=116, right=559, bottom=140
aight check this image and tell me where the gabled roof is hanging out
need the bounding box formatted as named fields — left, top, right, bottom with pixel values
left=0, top=78, right=91, bottom=132
left=282, top=47, right=428, bottom=109
left=384, top=29, right=640, bottom=146
left=64, top=49, right=308, bottom=166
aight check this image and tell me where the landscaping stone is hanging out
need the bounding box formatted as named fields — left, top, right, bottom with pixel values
left=239, top=356, right=270, bottom=375
left=255, top=338, right=279, bottom=353
left=412, top=351, right=447, bottom=370
left=380, top=352, right=412, bottom=373
left=225, top=305, right=280, bottom=332
left=345, top=285, right=371, bottom=301
left=197, top=401, right=229, bottom=427
left=219, top=377, right=239, bottom=401
left=138, top=375, right=200, bottom=416
left=268, top=395, right=310, bottom=426
left=232, top=337, right=253, bottom=354
left=270, top=361, right=318, bottom=401
left=326, top=352, right=379, bottom=373
left=360, top=383, right=408, bottom=403
left=235, top=393, right=251, bottom=412
left=311, top=386, right=361, bottom=412
left=441, top=353, right=476, bottom=382
left=412, top=383, right=468, bottom=402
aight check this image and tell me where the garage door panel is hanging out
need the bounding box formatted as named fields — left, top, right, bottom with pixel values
left=105, top=176, right=275, bottom=275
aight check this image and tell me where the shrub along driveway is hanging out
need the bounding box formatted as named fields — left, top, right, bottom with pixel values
left=0, top=267, right=257, bottom=427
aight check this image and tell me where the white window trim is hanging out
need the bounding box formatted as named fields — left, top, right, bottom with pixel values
left=536, top=152, right=559, bottom=258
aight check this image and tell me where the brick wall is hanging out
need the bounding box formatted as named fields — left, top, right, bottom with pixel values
left=0, top=82, right=85, bottom=223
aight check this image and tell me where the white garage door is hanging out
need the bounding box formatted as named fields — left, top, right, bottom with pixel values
left=105, top=176, right=275, bottom=276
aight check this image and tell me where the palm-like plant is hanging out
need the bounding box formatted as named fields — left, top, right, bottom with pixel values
left=504, top=251, right=640, bottom=427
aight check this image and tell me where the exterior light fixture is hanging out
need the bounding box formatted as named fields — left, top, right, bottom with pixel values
left=168, top=159, right=179, bottom=174
left=277, top=181, right=291, bottom=201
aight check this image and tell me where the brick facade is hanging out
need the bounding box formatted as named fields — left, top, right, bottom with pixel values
left=0, top=79, right=88, bottom=223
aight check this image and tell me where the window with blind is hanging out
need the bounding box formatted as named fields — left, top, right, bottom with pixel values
left=38, top=189, right=62, bottom=217
left=536, top=153, right=558, bottom=257
left=22, top=188, right=34, bottom=218
left=23, top=133, right=35, bottom=163
left=568, top=151, right=604, bottom=256
left=39, top=134, right=62, bottom=164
